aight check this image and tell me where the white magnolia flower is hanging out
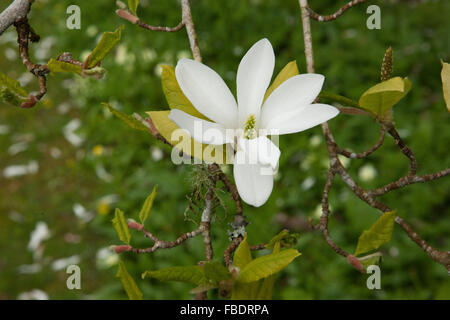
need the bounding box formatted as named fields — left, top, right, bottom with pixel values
left=168, top=38, right=339, bottom=207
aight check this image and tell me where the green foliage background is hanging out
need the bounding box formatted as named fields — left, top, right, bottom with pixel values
left=0, top=0, right=449, bottom=299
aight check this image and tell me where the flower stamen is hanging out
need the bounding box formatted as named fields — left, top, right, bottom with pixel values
left=244, top=114, right=257, bottom=139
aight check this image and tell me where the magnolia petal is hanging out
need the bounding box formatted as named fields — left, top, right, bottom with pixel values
left=237, top=136, right=280, bottom=169
left=237, top=38, right=275, bottom=126
left=260, top=74, right=325, bottom=128
left=233, top=150, right=274, bottom=207
left=264, top=103, right=339, bottom=135
left=168, top=109, right=232, bottom=145
left=175, top=59, right=238, bottom=128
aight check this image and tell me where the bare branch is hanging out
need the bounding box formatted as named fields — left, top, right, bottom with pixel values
left=116, top=9, right=185, bottom=32
left=371, top=168, right=450, bottom=196
left=14, top=19, right=49, bottom=108
left=181, top=0, right=202, bottom=62
left=337, top=126, right=385, bottom=159
left=116, top=220, right=205, bottom=254
left=299, top=0, right=450, bottom=271
left=0, top=0, right=33, bottom=35
left=306, top=0, right=367, bottom=22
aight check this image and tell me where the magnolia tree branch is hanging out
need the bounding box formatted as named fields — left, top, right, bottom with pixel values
left=0, top=0, right=33, bottom=35
left=306, top=0, right=367, bottom=22
left=337, top=126, right=385, bottom=159
left=116, top=9, right=185, bottom=32
left=115, top=220, right=206, bottom=254
left=299, top=0, right=450, bottom=271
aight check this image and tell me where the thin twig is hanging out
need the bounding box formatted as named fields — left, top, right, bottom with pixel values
left=337, top=126, right=385, bottom=159
left=306, top=0, right=367, bottom=22
left=116, top=9, right=185, bottom=32
left=181, top=0, right=202, bottom=62
left=14, top=19, right=49, bottom=108
left=299, top=0, right=450, bottom=271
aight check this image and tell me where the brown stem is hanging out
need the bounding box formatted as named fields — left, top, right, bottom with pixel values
left=299, top=0, right=450, bottom=271
left=116, top=9, right=185, bottom=32
left=337, top=126, right=385, bottom=159
left=306, top=0, right=367, bottom=22
left=14, top=19, right=49, bottom=108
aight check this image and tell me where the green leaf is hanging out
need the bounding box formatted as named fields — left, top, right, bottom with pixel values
left=204, top=261, right=231, bottom=283
left=318, top=91, right=363, bottom=110
left=236, top=249, right=301, bottom=283
left=47, top=58, right=82, bottom=75
left=128, top=0, right=140, bottom=16
left=0, top=71, right=29, bottom=106
left=233, top=234, right=252, bottom=269
left=116, top=260, right=143, bottom=300
left=441, top=60, right=450, bottom=112
left=358, top=252, right=383, bottom=270
left=264, top=60, right=299, bottom=101
left=256, top=241, right=281, bottom=300
left=85, top=25, right=124, bottom=69
left=354, top=211, right=396, bottom=256
left=146, top=110, right=232, bottom=164
left=139, top=185, right=158, bottom=225
left=103, top=102, right=150, bottom=133
left=231, top=234, right=260, bottom=300
left=161, top=65, right=209, bottom=120
left=359, top=77, right=411, bottom=116
left=265, top=229, right=300, bottom=250
left=142, top=266, right=207, bottom=285
left=112, top=208, right=131, bottom=245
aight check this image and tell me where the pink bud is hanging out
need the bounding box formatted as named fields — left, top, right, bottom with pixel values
left=114, top=245, right=132, bottom=253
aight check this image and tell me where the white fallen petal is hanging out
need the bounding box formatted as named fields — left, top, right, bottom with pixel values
left=28, top=222, right=51, bottom=251
left=261, top=74, right=325, bottom=128
left=264, top=103, right=339, bottom=135
left=51, top=255, right=81, bottom=271
left=175, top=59, right=238, bottom=128
left=237, top=38, right=275, bottom=126
left=17, top=289, right=49, bottom=300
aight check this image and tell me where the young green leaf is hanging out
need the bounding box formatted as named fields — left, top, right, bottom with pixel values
left=47, top=58, right=82, bottom=75
left=128, top=0, right=140, bottom=16
left=103, top=102, right=150, bottom=133
left=112, top=208, right=131, bottom=245
left=265, top=229, right=299, bottom=250
left=233, top=234, right=252, bottom=269
left=441, top=60, right=450, bottom=112
left=85, top=25, right=124, bottom=69
left=231, top=234, right=261, bottom=300
left=0, top=71, right=29, bottom=107
left=203, top=261, right=231, bottom=283
left=264, top=60, right=299, bottom=101
left=142, top=266, right=207, bottom=285
left=146, top=110, right=232, bottom=164
left=358, top=252, right=383, bottom=270
left=257, top=241, right=281, bottom=300
left=116, top=260, right=143, bottom=300
left=161, top=65, right=209, bottom=120
left=359, top=77, right=411, bottom=117
left=354, top=211, right=396, bottom=256
left=236, top=249, right=301, bottom=283
left=139, top=185, right=158, bottom=225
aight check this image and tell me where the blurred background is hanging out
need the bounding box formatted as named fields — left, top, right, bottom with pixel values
left=0, top=0, right=449, bottom=299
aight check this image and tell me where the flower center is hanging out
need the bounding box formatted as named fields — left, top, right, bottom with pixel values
left=243, top=114, right=257, bottom=139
